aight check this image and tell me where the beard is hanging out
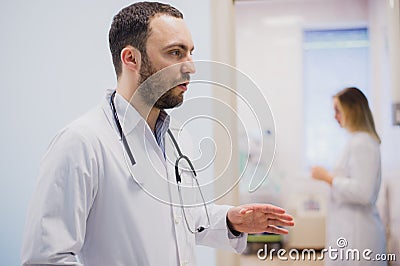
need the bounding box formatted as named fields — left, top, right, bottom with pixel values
left=138, top=55, right=185, bottom=109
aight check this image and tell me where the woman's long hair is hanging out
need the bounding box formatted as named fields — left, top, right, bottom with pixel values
left=334, top=87, right=381, bottom=144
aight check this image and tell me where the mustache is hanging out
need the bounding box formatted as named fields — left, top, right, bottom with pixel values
left=139, top=71, right=192, bottom=93
left=177, top=73, right=191, bottom=85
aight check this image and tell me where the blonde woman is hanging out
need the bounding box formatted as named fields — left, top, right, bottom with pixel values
left=312, top=87, right=387, bottom=266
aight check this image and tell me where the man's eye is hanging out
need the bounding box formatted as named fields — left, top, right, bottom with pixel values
left=171, top=50, right=182, bottom=57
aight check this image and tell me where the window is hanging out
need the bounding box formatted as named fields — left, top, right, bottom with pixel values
left=303, top=28, right=370, bottom=168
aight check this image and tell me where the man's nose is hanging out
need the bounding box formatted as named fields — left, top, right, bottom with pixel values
left=181, top=60, right=196, bottom=74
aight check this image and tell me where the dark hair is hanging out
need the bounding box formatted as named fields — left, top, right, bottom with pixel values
left=335, top=87, right=381, bottom=143
left=109, top=2, right=183, bottom=77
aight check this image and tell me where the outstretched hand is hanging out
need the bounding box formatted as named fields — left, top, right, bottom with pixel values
left=227, top=204, right=294, bottom=235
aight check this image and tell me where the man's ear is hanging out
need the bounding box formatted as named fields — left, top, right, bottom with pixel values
left=120, top=46, right=141, bottom=73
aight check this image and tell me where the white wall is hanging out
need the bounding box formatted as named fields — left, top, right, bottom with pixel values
left=0, top=1, right=214, bottom=265
left=369, top=1, right=400, bottom=261
left=369, top=0, right=400, bottom=176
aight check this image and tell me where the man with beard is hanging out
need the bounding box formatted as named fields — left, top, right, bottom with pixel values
left=21, top=2, right=294, bottom=266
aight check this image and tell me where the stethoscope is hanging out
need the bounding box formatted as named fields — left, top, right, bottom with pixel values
left=110, top=90, right=210, bottom=233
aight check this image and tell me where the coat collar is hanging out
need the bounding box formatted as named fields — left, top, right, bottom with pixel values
left=103, top=88, right=146, bottom=137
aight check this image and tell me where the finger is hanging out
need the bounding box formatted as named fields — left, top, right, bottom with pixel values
left=264, top=218, right=295, bottom=227
left=251, top=214, right=294, bottom=229
left=264, top=225, right=289, bottom=235
left=239, top=208, right=253, bottom=215
left=265, top=212, right=294, bottom=222
left=253, top=204, right=286, bottom=214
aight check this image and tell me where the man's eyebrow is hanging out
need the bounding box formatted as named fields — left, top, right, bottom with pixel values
left=163, top=43, right=195, bottom=52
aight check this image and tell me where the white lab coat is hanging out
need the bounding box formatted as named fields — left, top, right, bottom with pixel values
left=21, top=90, right=247, bottom=266
left=326, top=132, right=387, bottom=266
